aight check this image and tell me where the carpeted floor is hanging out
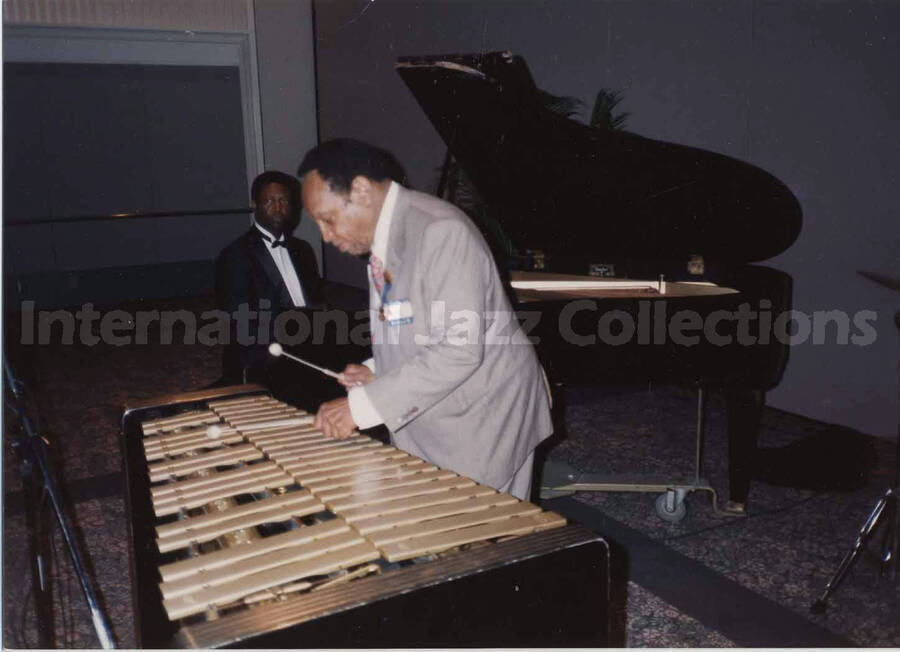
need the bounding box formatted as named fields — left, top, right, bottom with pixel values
left=3, top=298, right=898, bottom=647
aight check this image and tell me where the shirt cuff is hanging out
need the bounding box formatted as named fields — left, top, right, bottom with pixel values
left=362, top=358, right=376, bottom=373
left=348, top=386, right=384, bottom=429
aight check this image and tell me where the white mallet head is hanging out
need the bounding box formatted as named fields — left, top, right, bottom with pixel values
left=269, top=342, right=283, bottom=357
left=206, top=424, right=222, bottom=439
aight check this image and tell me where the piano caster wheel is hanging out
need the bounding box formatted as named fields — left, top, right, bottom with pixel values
left=655, top=490, right=687, bottom=523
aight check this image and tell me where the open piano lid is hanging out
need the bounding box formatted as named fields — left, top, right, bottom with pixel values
left=396, top=51, right=801, bottom=265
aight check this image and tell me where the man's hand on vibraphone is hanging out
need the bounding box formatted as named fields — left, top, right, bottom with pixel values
left=337, top=363, right=374, bottom=388
left=315, top=397, right=358, bottom=439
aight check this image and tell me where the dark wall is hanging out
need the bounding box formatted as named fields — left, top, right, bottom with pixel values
left=311, top=0, right=899, bottom=437
left=4, top=62, right=249, bottom=301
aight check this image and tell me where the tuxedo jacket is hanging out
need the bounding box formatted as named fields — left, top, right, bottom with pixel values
left=216, top=228, right=325, bottom=312
left=363, top=186, right=553, bottom=489
left=215, top=228, right=366, bottom=389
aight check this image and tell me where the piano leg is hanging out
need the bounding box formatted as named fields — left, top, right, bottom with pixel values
left=725, top=388, right=765, bottom=511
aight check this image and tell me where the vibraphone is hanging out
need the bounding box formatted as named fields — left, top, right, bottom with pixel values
left=121, top=385, right=608, bottom=647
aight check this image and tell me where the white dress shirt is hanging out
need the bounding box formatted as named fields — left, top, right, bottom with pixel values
left=254, top=222, right=306, bottom=307
left=346, top=181, right=400, bottom=429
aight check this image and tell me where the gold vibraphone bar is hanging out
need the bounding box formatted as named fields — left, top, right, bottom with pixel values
left=121, top=384, right=609, bottom=648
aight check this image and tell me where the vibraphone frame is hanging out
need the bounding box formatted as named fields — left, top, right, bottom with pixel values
left=121, top=384, right=609, bottom=648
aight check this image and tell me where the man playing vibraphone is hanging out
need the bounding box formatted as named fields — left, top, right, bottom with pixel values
left=297, top=139, right=552, bottom=500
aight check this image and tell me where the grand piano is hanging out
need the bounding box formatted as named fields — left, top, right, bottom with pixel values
left=396, top=51, right=802, bottom=514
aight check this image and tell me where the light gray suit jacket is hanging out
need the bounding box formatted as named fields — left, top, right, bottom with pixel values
left=364, top=186, right=552, bottom=489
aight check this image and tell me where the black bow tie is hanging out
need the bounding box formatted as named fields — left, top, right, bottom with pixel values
left=260, top=233, right=288, bottom=248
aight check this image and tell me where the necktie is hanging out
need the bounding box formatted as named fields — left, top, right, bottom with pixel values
left=369, top=253, right=386, bottom=294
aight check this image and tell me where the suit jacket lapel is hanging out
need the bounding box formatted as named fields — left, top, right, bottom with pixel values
left=248, top=229, right=290, bottom=305
left=384, top=187, right=410, bottom=293
left=287, top=239, right=323, bottom=308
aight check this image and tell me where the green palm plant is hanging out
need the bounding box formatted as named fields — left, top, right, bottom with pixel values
left=441, top=86, right=628, bottom=267
left=443, top=161, right=520, bottom=260
left=589, top=89, right=629, bottom=131
left=537, top=89, right=584, bottom=119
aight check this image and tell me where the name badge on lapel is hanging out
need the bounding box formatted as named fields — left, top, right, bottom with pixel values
left=381, top=299, right=413, bottom=326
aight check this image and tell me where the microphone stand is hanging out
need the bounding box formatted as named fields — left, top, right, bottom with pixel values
left=4, top=359, right=115, bottom=648
left=811, top=309, right=899, bottom=612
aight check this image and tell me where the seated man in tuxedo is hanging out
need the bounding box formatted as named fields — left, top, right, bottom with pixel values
left=215, top=170, right=367, bottom=409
